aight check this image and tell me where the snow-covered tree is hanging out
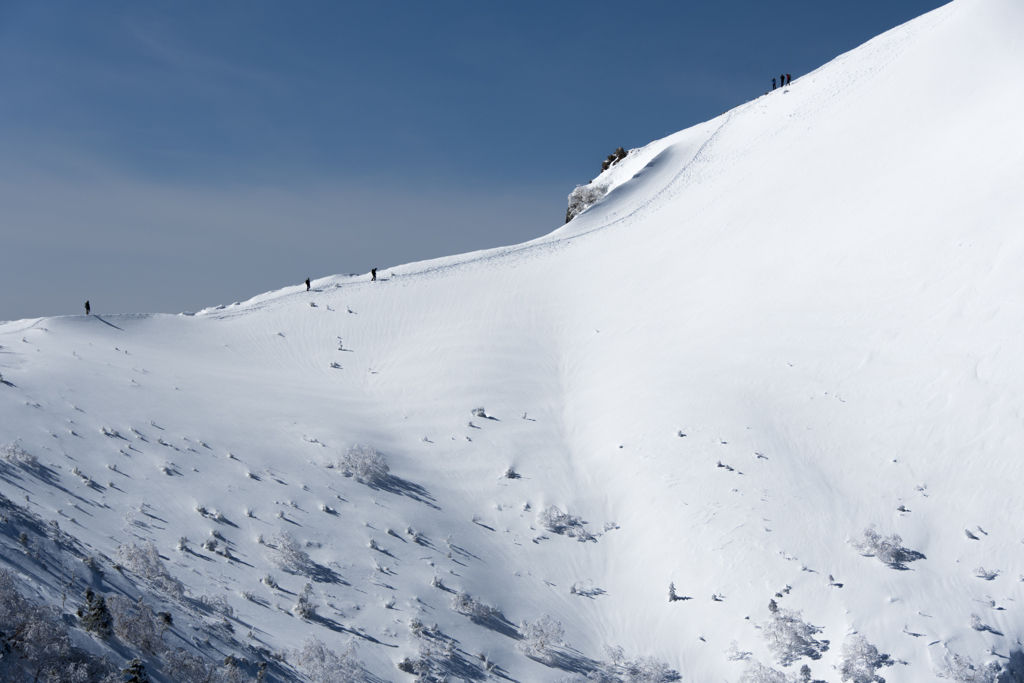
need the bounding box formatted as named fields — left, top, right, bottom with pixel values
left=566, top=183, right=609, bottom=222
left=107, top=595, right=166, bottom=655
left=852, top=526, right=924, bottom=569
left=335, top=445, right=390, bottom=485
left=451, top=590, right=501, bottom=622
left=739, top=660, right=788, bottom=683
left=517, top=614, right=564, bottom=661
left=270, top=530, right=313, bottom=575
left=760, top=607, right=829, bottom=667
left=838, top=634, right=893, bottom=683
left=936, top=653, right=1002, bottom=683
left=293, top=583, right=317, bottom=619
left=294, top=636, right=364, bottom=683
left=116, top=541, right=184, bottom=599
left=538, top=505, right=595, bottom=541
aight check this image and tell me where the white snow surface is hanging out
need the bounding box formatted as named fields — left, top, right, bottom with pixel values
left=3, top=1, right=1024, bottom=681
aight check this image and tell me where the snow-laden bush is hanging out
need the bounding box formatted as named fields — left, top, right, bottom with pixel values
left=538, top=505, right=595, bottom=541
left=589, top=646, right=680, bottom=682
left=333, top=445, right=390, bottom=485
left=116, top=541, right=184, bottom=599
left=270, top=530, right=313, bottom=575
left=199, top=592, right=234, bottom=618
left=517, top=614, right=564, bottom=661
left=852, top=526, right=924, bottom=569
left=838, top=635, right=893, bottom=683
left=1, top=439, right=37, bottom=466
left=973, top=567, right=999, bottom=581
left=450, top=591, right=500, bottom=622
left=761, top=607, right=829, bottom=667
left=164, top=648, right=245, bottom=683
left=107, top=595, right=167, bottom=655
left=739, top=660, right=789, bottom=683
left=726, top=641, right=753, bottom=662
left=566, top=183, right=609, bottom=223
left=936, top=653, right=1002, bottom=683
left=294, top=635, right=365, bottom=683
left=293, top=583, right=317, bottom=619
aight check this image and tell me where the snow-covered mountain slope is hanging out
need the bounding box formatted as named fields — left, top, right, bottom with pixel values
left=3, top=0, right=1024, bottom=681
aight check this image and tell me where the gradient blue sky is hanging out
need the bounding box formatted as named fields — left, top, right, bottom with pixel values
left=0, top=0, right=948, bottom=320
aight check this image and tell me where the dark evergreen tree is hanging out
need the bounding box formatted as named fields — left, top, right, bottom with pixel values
left=121, top=658, right=149, bottom=683
left=79, top=588, right=112, bottom=637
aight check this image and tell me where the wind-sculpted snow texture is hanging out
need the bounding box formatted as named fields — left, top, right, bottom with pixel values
left=2, top=1, right=1024, bottom=681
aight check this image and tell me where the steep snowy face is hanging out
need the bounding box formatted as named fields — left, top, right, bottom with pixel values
left=2, top=1, right=1024, bottom=682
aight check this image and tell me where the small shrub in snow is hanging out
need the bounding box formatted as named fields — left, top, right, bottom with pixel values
left=761, top=607, right=829, bottom=667
left=451, top=591, right=499, bottom=622
left=726, top=641, right=753, bottom=662
left=116, top=541, right=184, bottom=599
left=334, top=445, right=390, bottom=485
left=293, top=583, right=317, bottom=619
left=517, top=614, right=564, bottom=660
left=294, top=635, right=365, bottom=683
left=838, top=634, right=893, bottom=683
left=539, top=505, right=595, bottom=541
left=852, top=525, right=924, bottom=569
left=936, top=653, right=1002, bottom=683
left=973, top=567, right=999, bottom=580
left=262, top=573, right=278, bottom=589
left=968, top=612, right=998, bottom=633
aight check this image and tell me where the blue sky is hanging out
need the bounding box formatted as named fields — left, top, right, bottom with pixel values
left=0, top=0, right=948, bottom=320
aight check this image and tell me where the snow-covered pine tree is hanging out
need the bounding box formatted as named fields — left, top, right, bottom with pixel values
left=79, top=588, right=112, bottom=637
left=121, top=658, right=149, bottom=683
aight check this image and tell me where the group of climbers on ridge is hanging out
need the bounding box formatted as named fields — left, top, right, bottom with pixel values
left=772, top=73, right=792, bottom=90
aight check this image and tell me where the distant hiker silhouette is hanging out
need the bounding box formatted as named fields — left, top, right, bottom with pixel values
left=371, top=268, right=377, bottom=282
left=781, top=74, right=785, bottom=88
left=305, top=278, right=310, bottom=291
left=772, top=78, right=776, bottom=90
left=84, top=301, right=90, bottom=315
left=786, top=73, right=791, bottom=85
